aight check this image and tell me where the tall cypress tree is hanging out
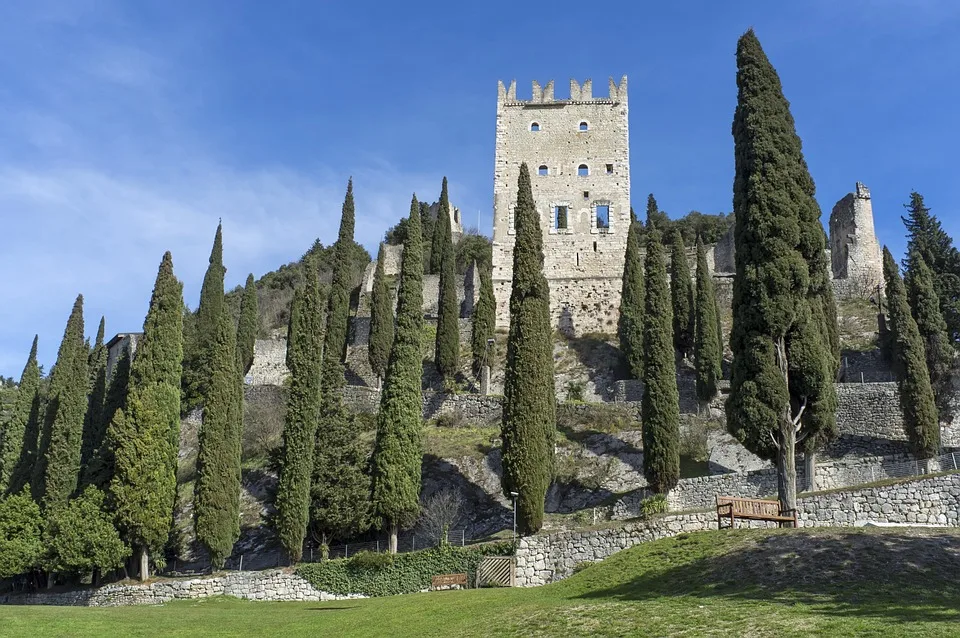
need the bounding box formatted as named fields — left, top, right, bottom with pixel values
left=726, top=29, right=836, bottom=515
left=320, top=180, right=355, bottom=411
left=37, top=295, right=88, bottom=514
left=79, top=317, right=107, bottom=480
left=275, top=258, right=323, bottom=563
left=236, top=274, right=259, bottom=376
left=183, top=223, right=225, bottom=411
left=471, top=267, right=496, bottom=376
left=694, top=236, right=723, bottom=402
left=111, top=252, right=184, bottom=580
left=618, top=209, right=645, bottom=379
left=368, top=243, right=394, bottom=385
left=1, top=337, right=40, bottom=494
left=669, top=231, right=694, bottom=359
left=906, top=253, right=953, bottom=404
left=884, top=248, right=940, bottom=457
left=84, top=346, right=131, bottom=491
left=430, top=177, right=451, bottom=274
left=500, top=164, right=556, bottom=535
left=641, top=230, right=681, bottom=493
left=194, top=309, right=242, bottom=570
left=645, top=194, right=662, bottom=230
left=434, top=178, right=460, bottom=384
left=371, top=195, right=425, bottom=552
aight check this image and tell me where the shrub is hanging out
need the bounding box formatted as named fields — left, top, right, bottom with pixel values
left=572, top=561, right=593, bottom=575
left=348, top=550, right=394, bottom=570
left=565, top=381, right=586, bottom=403
left=640, top=494, right=668, bottom=518
left=434, top=410, right=469, bottom=429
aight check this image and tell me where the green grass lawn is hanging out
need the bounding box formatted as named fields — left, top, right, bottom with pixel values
left=4, top=527, right=959, bottom=637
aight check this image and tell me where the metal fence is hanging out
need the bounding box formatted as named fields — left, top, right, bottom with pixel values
left=315, top=529, right=472, bottom=561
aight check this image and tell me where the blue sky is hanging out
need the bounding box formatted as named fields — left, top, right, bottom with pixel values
left=1, top=0, right=958, bottom=376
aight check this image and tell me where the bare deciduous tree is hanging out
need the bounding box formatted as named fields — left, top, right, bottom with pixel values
left=416, top=489, right=464, bottom=544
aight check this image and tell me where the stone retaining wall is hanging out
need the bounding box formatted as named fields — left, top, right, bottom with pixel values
left=0, top=570, right=363, bottom=607
left=516, top=473, right=960, bottom=586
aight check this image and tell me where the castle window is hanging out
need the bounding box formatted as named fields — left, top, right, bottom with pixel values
left=538, top=165, right=548, bottom=176
left=605, top=163, right=614, bottom=175
left=596, top=205, right=610, bottom=231
left=578, top=164, right=589, bottom=177
left=579, top=121, right=589, bottom=131
left=583, top=191, right=589, bottom=199
left=554, top=206, right=568, bottom=230
left=593, top=241, right=598, bottom=252
left=530, top=122, right=540, bottom=132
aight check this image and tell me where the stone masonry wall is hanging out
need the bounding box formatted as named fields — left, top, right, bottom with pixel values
left=829, top=182, right=883, bottom=290
left=246, top=339, right=288, bottom=386
left=515, top=473, right=960, bottom=586
left=0, top=570, right=363, bottom=607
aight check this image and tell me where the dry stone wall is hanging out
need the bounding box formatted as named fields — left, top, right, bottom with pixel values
left=246, top=339, right=288, bottom=386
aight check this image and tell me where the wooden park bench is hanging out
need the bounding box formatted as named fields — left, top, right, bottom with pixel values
left=716, top=495, right=797, bottom=529
left=431, top=573, right=468, bottom=590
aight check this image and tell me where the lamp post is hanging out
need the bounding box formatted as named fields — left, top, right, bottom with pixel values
left=510, top=491, right=519, bottom=541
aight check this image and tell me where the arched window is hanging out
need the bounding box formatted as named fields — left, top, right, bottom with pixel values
left=578, top=164, right=589, bottom=177
left=530, top=122, right=540, bottom=132
left=579, top=121, right=589, bottom=131
left=538, top=165, right=548, bottom=176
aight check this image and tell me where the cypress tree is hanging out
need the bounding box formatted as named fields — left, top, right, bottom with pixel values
left=618, top=209, right=645, bottom=379
left=183, top=223, right=225, bottom=411
left=194, top=309, right=242, bottom=570
left=79, top=317, right=107, bottom=480
left=471, top=267, right=497, bottom=376
left=500, top=164, right=556, bottom=535
left=320, top=180, right=355, bottom=407
left=368, top=243, right=394, bottom=385
left=275, top=259, right=323, bottom=563
left=694, top=236, right=723, bottom=402
left=45, top=486, right=129, bottom=579
left=84, top=346, right=131, bottom=491
left=371, top=195, right=425, bottom=552
left=435, top=178, right=460, bottom=384
left=430, top=177, right=451, bottom=274
left=669, top=231, right=694, bottom=359
left=236, top=273, right=259, bottom=376
left=884, top=247, right=940, bottom=457
left=0, top=487, right=44, bottom=579
left=111, top=252, right=184, bottom=580
left=645, top=194, right=662, bottom=230
left=37, top=295, right=88, bottom=514
left=641, top=230, right=681, bottom=493
left=906, top=253, right=953, bottom=403
left=726, top=29, right=836, bottom=515
left=1, top=337, right=40, bottom=494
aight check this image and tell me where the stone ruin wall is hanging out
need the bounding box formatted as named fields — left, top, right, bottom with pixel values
left=830, top=182, right=884, bottom=298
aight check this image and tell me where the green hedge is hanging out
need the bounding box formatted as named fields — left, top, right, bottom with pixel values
left=297, top=541, right=515, bottom=597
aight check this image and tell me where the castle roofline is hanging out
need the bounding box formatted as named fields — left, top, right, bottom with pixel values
left=498, top=77, right=627, bottom=105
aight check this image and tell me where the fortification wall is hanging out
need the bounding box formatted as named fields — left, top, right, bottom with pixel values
left=829, top=183, right=883, bottom=289
left=246, top=340, right=288, bottom=386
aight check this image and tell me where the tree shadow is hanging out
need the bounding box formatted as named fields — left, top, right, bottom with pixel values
left=563, top=336, right=628, bottom=401
left=420, top=453, right=513, bottom=539
left=556, top=423, right=644, bottom=474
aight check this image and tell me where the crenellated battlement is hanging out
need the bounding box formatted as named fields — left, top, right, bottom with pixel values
left=497, top=76, right=627, bottom=106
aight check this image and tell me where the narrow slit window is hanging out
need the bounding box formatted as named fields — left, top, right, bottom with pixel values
left=530, top=122, right=540, bottom=132
left=596, top=205, right=610, bottom=231
left=578, top=164, right=589, bottom=177
left=593, top=241, right=598, bottom=252
left=579, top=121, right=589, bottom=131
left=538, top=165, right=548, bottom=176
left=583, top=191, right=589, bottom=199
left=554, top=205, right=568, bottom=230
left=605, top=163, right=614, bottom=175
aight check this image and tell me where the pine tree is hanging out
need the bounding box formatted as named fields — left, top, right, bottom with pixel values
left=236, top=274, right=259, bottom=376
left=183, top=223, right=225, bottom=411
left=471, top=267, right=497, bottom=376
left=669, top=231, right=694, bottom=359
left=618, top=209, right=645, bottom=379
left=902, top=191, right=960, bottom=342
left=194, top=309, right=242, bottom=569
left=884, top=248, right=940, bottom=457
left=726, top=29, right=837, bottom=515
left=84, top=346, right=131, bottom=491
left=37, top=295, right=88, bottom=514
left=500, top=164, right=556, bottom=535
left=641, top=230, right=681, bottom=493
left=906, top=253, right=953, bottom=404
left=369, top=244, right=394, bottom=385
left=434, top=177, right=460, bottom=384
left=430, top=177, right=451, bottom=275
left=275, top=259, right=324, bottom=563
left=371, top=195, right=425, bottom=552
left=79, top=318, right=107, bottom=482
left=111, top=252, right=184, bottom=580
left=0, top=487, right=44, bottom=578
left=45, top=486, right=129, bottom=579
left=1, top=337, right=40, bottom=494
left=694, top=236, right=723, bottom=402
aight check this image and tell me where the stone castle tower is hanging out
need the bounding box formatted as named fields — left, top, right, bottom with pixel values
left=829, top=182, right=884, bottom=295
left=491, top=77, right=630, bottom=335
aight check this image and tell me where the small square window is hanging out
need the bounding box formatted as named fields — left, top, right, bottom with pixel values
left=538, top=165, right=548, bottom=176
left=530, top=122, right=540, bottom=132
left=605, top=164, right=614, bottom=175
left=583, top=191, right=590, bottom=199
left=579, top=121, right=589, bottom=131
left=578, top=164, right=589, bottom=177
left=554, top=206, right=568, bottom=230
left=596, top=205, right=610, bottom=230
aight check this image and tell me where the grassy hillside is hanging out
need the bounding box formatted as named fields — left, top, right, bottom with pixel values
left=4, top=527, right=959, bottom=637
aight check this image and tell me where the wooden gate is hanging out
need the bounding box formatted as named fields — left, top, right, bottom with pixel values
left=476, top=556, right=516, bottom=588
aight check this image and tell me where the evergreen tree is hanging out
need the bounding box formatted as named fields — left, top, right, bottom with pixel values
left=434, top=178, right=460, bottom=384
left=79, top=318, right=107, bottom=481
left=430, top=177, right=451, bottom=274
left=500, top=164, right=556, bottom=535
left=45, top=487, right=129, bottom=579
left=641, top=230, right=681, bottom=493
left=275, top=259, right=324, bottom=563
left=902, top=191, right=960, bottom=342
left=618, top=209, right=645, bottom=379
left=84, top=347, right=131, bottom=491
left=183, top=223, right=225, bottom=412
left=0, top=488, right=44, bottom=578
left=320, top=180, right=355, bottom=413
left=37, top=295, right=88, bottom=514
left=669, top=231, right=694, bottom=359
left=645, top=194, right=666, bottom=230
left=368, top=243, right=394, bottom=385
left=906, top=254, right=953, bottom=403
left=236, top=273, right=259, bottom=376
left=694, top=236, right=723, bottom=402
left=471, top=267, right=497, bottom=376
left=371, top=195, right=425, bottom=552
left=111, top=252, right=184, bottom=580
left=1, top=337, right=40, bottom=494
left=883, top=248, right=940, bottom=457
left=194, top=310, right=242, bottom=570
left=726, top=29, right=837, bottom=515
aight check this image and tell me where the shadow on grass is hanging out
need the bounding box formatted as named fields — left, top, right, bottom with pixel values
left=572, top=529, right=960, bottom=623
left=308, top=606, right=362, bottom=611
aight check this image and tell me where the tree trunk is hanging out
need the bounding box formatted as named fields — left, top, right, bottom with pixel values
left=777, top=418, right=797, bottom=526
left=389, top=521, right=398, bottom=554
left=139, top=546, right=150, bottom=582
left=92, top=567, right=101, bottom=587
left=803, top=451, right=816, bottom=493
left=46, top=572, right=54, bottom=589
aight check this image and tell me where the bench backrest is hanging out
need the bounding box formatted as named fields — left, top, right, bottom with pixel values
left=717, top=496, right=782, bottom=517
left=432, top=573, right=468, bottom=588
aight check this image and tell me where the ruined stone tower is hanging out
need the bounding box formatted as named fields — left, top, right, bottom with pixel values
left=829, top=182, right=884, bottom=295
left=491, top=77, right=630, bottom=335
